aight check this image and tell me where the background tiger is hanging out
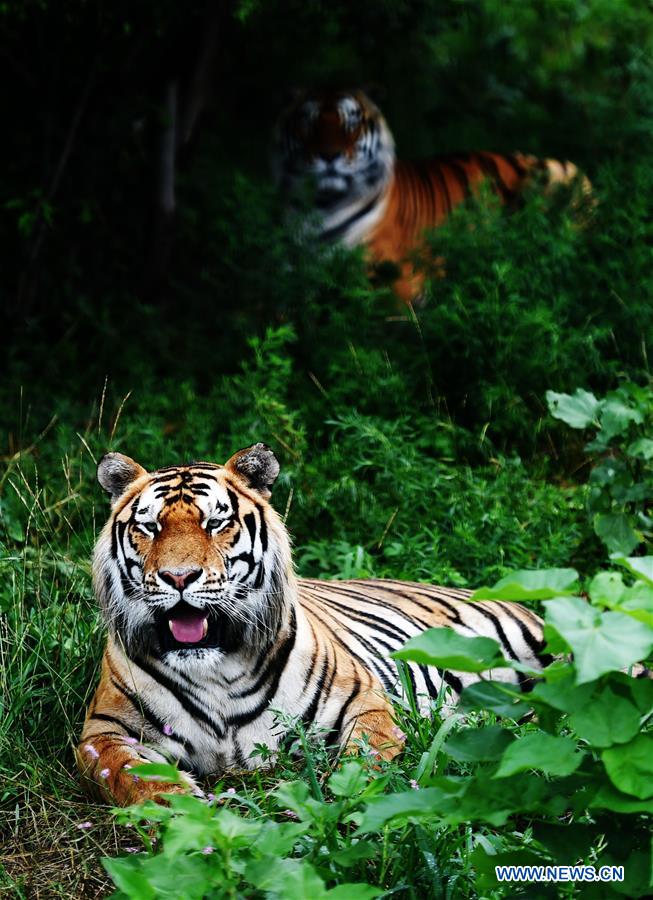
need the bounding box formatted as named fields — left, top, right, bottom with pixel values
left=275, top=88, right=592, bottom=303
left=78, top=443, right=547, bottom=806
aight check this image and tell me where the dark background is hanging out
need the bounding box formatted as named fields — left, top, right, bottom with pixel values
left=3, top=0, right=653, bottom=392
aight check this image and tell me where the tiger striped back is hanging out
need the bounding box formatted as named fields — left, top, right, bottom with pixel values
left=78, top=444, right=547, bottom=805
left=275, top=89, right=591, bottom=303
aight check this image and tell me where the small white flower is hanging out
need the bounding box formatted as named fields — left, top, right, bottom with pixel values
left=100, top=768, right=110, bottom=778
left=202, top=846, right=214, bottom=855
left=163, top=724, right=173, bottom=736
left=83, top=743, right=99, bottom=760
left=410, top=779, right=420, bottom=791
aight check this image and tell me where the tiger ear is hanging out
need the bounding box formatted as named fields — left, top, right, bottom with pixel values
left=225, top=443, right=280, bottom=500
left=97, top=452, right=148, bottom=504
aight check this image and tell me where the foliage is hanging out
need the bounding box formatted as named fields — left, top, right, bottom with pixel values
left=547, top=383, right=653, bottom=556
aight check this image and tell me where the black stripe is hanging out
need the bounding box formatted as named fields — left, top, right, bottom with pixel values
left=320, top=191, right=384, bottom=243
left=325, top=678, right=360, bottom=747
left=89, top=712, right=142, bottom=741
left=308, top=595, right=398, bottom=690
left=226, top=608, right=298, bottom=726
left=129, top=657, right=222, bottom=743
left=301, top=654, right=330, bottom=727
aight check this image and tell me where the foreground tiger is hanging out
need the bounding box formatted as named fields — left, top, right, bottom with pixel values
left=275, top=89, right=591, bottom=303
left=78, top=444, right=546, bottom=805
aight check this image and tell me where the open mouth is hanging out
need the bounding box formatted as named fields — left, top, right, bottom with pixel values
left=156, top=601, right=217, bottom=652
left=154, top=601, right=246, bottom=655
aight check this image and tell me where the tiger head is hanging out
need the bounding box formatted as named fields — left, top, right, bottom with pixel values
left=93, top=444, right=294, bottom=662
left=275, top=89, right=395, bottom=220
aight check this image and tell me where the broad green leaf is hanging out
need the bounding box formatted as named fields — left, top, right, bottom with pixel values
left=102, top=857, right=156, bottom=900
left=590, top=782, right=653, bottom=814
left=616, top=582, right=653, bottom=628
left=329, top=761, right=368, bottom=797
left=246, top=857, right=326, bottom=899
left=330, top=841, right=378, bottom=867
left=251, top=822, right=308, bottom=857
left=529, top=677, right=594, bottom=713
left=615, top=556, right=653, bottom=585
left=600, top=397, right=643, bottom=440
left=357, top=786, right=461, bottom=833
left=569, top=687, right=641, bottom=747
left=589, top=571, right=626, bottom=607
left=471, top=567, right=578, bottom=601
left=392, top=628, right=508, bottom=672
left=213, top=808, right=262, bottom=842
left=494, top=733, right=582, bottom=778
left=543, top=596, right=653, bottom=684
left=127, top=762, right=183, bottom=783
left=594, top=512, right=640, bottom=556
left=602, top=734, right=653, bottom=799
left=444, top=725, right=514, bottom=762
left=628, top=675, right=653, bottom=714
left=359, top=774, right=553, bottom=831
left=459, top=681, right=530, bottom=718
left=627, top=437, right=653, bottom=459
left=546, top=388, right=601, bottom=429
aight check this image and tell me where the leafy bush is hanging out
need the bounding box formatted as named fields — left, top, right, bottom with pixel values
left=101, top=561, right=653, bottom=899
left=548, top=382, right=653, bottom=556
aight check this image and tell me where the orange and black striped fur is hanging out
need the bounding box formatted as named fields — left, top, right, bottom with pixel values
left=78, top=444, right=547, bottom=805
left=275, top=89, right=591, bottom=303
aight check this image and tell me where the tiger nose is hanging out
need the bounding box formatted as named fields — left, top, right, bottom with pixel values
left=320, top=151, right=342, bottom=163
left=159, top=568, right=202, bottom=591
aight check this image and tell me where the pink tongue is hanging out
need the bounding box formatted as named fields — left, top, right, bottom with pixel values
left=169, top=613, right=207, bottom=644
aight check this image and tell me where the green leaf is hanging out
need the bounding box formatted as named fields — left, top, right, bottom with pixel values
left=392, top=628, right=508, bottom=672
left=543, top=596, right=653, bottom=684
left=246, top=857, right=326, bottom=899
left=590, top=781, right=653, bottom=814
left=595, top=512, right=640, bottom=556
left=546, top=388, right=601, bottom=429
left=494, top=733, right=582, bottom=778
left=529, top=676, right=594, bottom=713
left=330, top=841, right=378, bottom=867
left=251, top=822, right=308, bottom=857
left=471, top=567, right=579, bottom=601
left=615, top=556, right=653, bottom=585
left=328, top=761, right=368, bottom=797
left=444, top=725, right=514, bottom=762
left=127, top=763, right=183, bottom=783
left=600, top=397, right=644, bottom=440
left=213, top=808, right=262, bottom=842
left=569, top=687, right=642, bottom=747
left=627, top=437, right=653, bottom=459
left=602, top=734, right=653, bottom=799
left=102, top=857, right=156, bottom=900
left=357, top=786, right=461, bottom=833
left=589, top=571, right=626, bottom=607
left=459, top=681, right=531, bottom=718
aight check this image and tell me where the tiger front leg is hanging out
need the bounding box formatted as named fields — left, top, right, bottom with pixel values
left=76, top=732, right=201, bottom=806
left=341, top=689, right=405, bottom=763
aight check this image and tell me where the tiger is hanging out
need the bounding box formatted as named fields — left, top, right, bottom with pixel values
left=77, top=443, right=548, bottom=806
left=274, top=89, right=592, bottom=303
